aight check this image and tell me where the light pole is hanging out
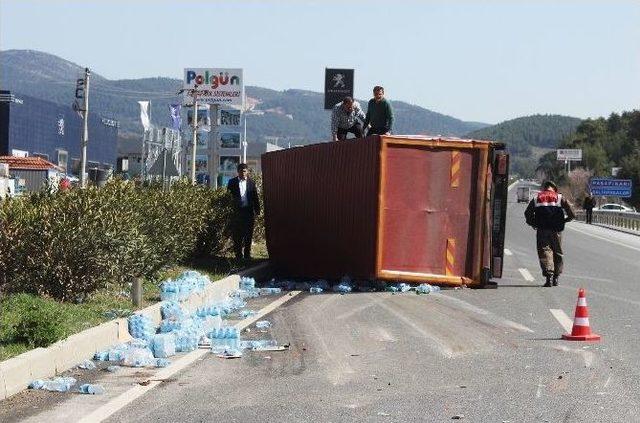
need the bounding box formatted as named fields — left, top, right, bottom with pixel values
left=243, top=112, right=248, bottom=163
left=178, top=86, right=200, bottom=184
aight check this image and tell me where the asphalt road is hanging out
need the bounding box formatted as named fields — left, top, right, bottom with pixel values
left=4, top=181, right=640, bottom=422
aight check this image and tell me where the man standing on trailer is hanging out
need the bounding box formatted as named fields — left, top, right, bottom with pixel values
left=524, top=181, right=576, bottom=287
left=364, top=85, right=394, bottom=136
left=227, top=163, right=261, bottom=260
left=331, top=97, right=366, bottom=141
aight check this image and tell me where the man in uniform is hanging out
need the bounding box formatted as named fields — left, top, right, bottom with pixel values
left=525, top=181, right=576, bottom=287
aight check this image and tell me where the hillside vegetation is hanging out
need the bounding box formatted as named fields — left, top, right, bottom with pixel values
left=466, top=114, right=581, bottom=177
left=536, top=111, right=640, bottom=208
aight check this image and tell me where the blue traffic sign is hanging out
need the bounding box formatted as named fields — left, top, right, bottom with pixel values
left=589, top=178, right=632, bottom=198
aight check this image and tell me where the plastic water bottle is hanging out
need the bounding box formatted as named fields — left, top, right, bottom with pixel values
left=79, top=384, right=105, bottom=395
left=309, top=287, right=323, bottom=294
left=256, top=320, right=271, bottom=329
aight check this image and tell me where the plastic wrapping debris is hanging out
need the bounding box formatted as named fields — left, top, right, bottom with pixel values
left=240, top=339, right=278, bottom=350
left=155, top=358, right=171, bottom=368
left=128, top=314, right=156, bottom=341
left=151, top=334, right=176, bottom=358
left=29, top=377, right=77, bottom=392
left=160, top=271, right=210, bottom=301
left=255, top=320, right=271, bottom=329
left=386, top=285, right=399, bottom=293
left=108, top=343, right=131, bottom=362
left=209, top=327, right=240, bottom=353
left=106, top=365, right=121, bottom=372
left=239, top=277, right=256, bottom=291
left=241, top=310, right=257, bottom=318
left=122, top=343, right=156, bottom=367
left=397, top=283, right=411, bottom=292
left=259, top=287, right=282, bottom=295
left=416, top=283, right=441, bottom=294
left=309, top=287, right=323, bottom=294
left=78, top=359, right=96, bottom=370
left=94, top=350, right=110, bottom=361
left=161, top=301, right=186, bottom=320
left=333, top=284, right=352, bottom=293
left=79, top=384, right=105, bottom=395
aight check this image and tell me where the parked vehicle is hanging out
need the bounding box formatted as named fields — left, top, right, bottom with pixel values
left=517, top=186, right=530, bottom=203
left=594, top=203, right=636, bottom=213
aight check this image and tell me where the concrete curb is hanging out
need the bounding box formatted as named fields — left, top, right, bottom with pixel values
left=0, top=261, right=271, bottom=400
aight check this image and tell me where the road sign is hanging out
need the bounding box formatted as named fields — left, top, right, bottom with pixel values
left=589, top=178, right=632, bottom=197
left=183, top=68, right=244, bottom=107
left=557, top=149, right=582, bottom=161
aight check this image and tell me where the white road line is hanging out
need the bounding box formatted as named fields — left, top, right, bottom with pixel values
left=79, top=291, right=302, bottom=423
left=603, top=375, right=612, bottom=389
left=567, top=225, right=640, bottom=252
left=550, top=309, right=573, bottom=333
left=518, top=268, right=535, bottom=282
left=504, top=248, right=513, bottom=256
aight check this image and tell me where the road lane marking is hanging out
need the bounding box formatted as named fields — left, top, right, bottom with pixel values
left=79, top=291, right=302, bottom=423
left=536, top=376, right=544, bottom=398
left=504, top=248, right=513, bottom=256
left=603, top=375, right=612, bottom=389
left=567, top=225, right=640, bottom=252
left=518, top=268, right=535, bottom=282
left=435, top=294, right=534, bottom=333
left=550, top=309, right=573, bottom=333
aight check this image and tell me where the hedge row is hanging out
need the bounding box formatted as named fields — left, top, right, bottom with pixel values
left=0, top=179, right=256, bottom=301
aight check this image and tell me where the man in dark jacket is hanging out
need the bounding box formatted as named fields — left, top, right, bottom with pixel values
left=227, top=163, right=261, bottom=260
left=583, top=194, right=596, bottom=224
left=364, top=86, right=394, bottom=136
left=524, top=181, right=576, bottom=287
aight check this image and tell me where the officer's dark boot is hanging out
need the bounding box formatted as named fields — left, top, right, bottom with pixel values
left=552, top=275, right=559, bottom=286
left=543, top=274, right=552, bottom=287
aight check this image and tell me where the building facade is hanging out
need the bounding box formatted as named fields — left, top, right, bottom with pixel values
left=0, top=91, right=118, bottom=175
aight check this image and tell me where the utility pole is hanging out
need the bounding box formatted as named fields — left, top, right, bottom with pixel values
left=243, top=112, right=248, bottom=163
left=80, top=67, right=90, bottom=188
left=191, top=97, right=198, bottom=184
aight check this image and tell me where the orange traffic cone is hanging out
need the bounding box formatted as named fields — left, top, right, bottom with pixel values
left=562, top=288, right=601, bottom=341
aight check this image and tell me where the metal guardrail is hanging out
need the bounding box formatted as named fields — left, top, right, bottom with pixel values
left=575, top=210, right=640, bottom=233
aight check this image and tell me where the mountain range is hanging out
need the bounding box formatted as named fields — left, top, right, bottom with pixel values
left=0, top=50, right=489, bottom=144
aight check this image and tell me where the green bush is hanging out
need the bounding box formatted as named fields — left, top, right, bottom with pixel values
left=0, top=178, right=263, bottom=301
left=0, top=294, right=67, bottom=348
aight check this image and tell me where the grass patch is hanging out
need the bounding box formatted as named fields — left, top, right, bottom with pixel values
left=0, top=245, right=269, bottom=361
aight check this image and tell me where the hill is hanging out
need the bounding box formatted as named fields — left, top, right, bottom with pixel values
left=465, top=114, right=581, bottom=155
left=0, top=49, right=488, bottom=144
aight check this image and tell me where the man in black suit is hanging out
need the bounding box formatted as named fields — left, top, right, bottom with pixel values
left=227, top=163, right=261, bottom=260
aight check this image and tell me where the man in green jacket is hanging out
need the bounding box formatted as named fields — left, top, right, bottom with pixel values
left=364, top=86, right=394, bottom=136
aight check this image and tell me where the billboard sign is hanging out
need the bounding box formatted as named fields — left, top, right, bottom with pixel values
left=589, top=178, right=632, bottom=197
left=219, top=132, right=241, bottom=149
left=220, top=109, right=241, bottom=126
left=324, top=68, right=354, bottom=110
left=183, top=68, right=244, bottom=107
left=557, top=149, right=582, bottom=161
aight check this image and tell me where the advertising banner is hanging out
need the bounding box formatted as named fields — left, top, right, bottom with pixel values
left=196, top=131, right=208, bottom=149
left=219, top=132, right=241, bottom=149
left=219, top=155, right=240, bottom=173
left=195, top=155, right=208, bottom=173
left=220, top=109, right=241, bottom=126
left=187, top=105, right=211, bottom=131
left=589, top=178, right=632, bottom=197
left=324, top=68, right=354, bottom=110
left=183, top=68, right=244, bottom=107
left=557, top=149, right=582, bottom=161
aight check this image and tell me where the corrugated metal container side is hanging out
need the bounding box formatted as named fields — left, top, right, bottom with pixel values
left=375, top=137, right=491, bottom=286
left=262, top=136, right=381, bottom=279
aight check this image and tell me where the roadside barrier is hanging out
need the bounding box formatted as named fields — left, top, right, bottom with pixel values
left=575, top=210, right=640, bottom=233
left=562, top=288, right=601, bottom=342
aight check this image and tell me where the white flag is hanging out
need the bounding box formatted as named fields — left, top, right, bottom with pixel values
left=138, top=101, right=151, bottom=131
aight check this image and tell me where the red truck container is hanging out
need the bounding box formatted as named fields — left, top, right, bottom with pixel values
left=261, top=135, right=509, bottom=287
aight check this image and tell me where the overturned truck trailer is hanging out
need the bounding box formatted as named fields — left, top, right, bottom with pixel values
left=261, top=135, right=509, bottom=287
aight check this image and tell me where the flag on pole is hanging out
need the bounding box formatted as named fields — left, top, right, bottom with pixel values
left=169, top=104, right=182, bottom=131
left=138, top=101, right=151, bottom=131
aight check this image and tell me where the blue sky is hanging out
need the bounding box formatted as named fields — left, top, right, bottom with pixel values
left=1, top=0, right=639, bottom=124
